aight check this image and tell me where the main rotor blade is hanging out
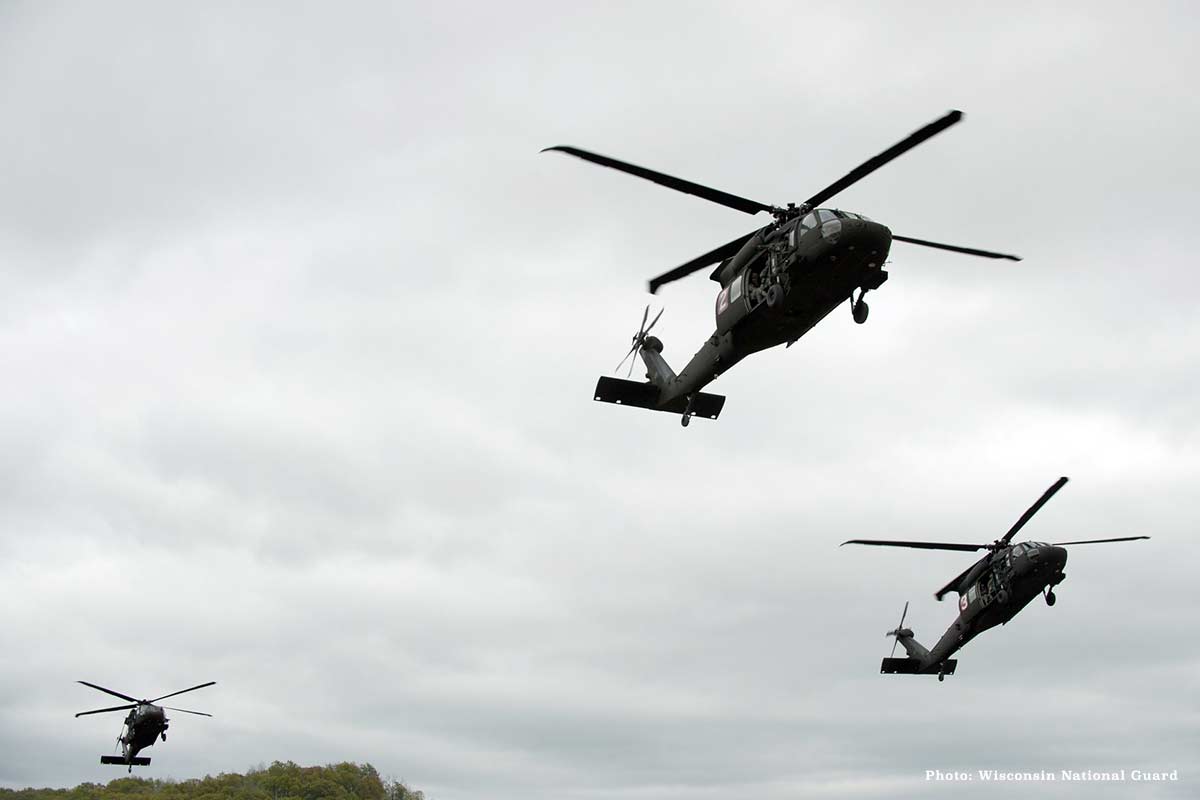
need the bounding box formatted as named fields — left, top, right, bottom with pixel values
left=162, top=706, right=213, bottom=717
left=803, top=110, right=964, bottom=210
left=149, top=681, right=216, bottom=704
left=892, top=235, right=1021, bottom=261
left=648, top=231, right=756, bottom=294
left=934, top=555, right=989, bottom=601
left=76, top=703, right=136, bottom=718
left=1053, top=536, right=1151, bottom=546
left=542, top=146, right=774, bottom=216
left=841, top=539, right=987, bottom=552
left=77, top=681, right=138, bottom=703
left=1000, top=477, right=1068, bottom=546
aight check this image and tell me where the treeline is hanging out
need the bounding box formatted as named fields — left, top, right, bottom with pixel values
left=1, top=762, right=424, bottom=800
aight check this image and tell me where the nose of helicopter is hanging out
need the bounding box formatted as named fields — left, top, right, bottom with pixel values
left=1048, top=546, right=1068, bottom=570
left=1015, top=544, right=1068, bottom=580
left=814, top=216, right=892, bottom=269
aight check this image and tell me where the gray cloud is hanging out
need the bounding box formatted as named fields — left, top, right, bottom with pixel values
left=1, top=1, right=1198, bottom=798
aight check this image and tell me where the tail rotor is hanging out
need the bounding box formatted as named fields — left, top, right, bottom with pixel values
left=886, top=601, right=909, bottom=657
left=614, top=305, right=664, bottom=377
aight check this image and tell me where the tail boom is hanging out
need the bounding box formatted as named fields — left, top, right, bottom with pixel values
left=884, top=626, right=957, bottom=677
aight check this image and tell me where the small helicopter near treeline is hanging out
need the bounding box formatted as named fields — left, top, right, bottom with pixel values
left=545, top=110, right=1021, bottom=426
left=75, top=680, right=215, bottom=771
left=842, top=477, right=1148, bottom=681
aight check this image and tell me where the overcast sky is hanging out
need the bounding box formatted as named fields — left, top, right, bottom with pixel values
left=2, top=2, right=1198, bottom=798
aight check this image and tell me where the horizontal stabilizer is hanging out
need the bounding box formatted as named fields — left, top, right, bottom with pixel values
left=101, top=756, right=150, bottom=766
left=593, top=377, right=725, bottom=420
left=880, top=658, right=957, bottom=675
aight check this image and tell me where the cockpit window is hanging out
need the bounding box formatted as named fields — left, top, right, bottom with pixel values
left=816, top=209, right=838, bottom=224
left=841, top=211, right=859, bottom=220
left=799, top=212, right=818, bottom=232
left=1012, top=544, right=1026, bottom=555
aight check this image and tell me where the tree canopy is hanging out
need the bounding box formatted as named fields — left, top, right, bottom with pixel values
left=1, top=762, right=425, bottom=800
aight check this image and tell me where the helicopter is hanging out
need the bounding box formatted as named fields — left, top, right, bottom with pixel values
left=842, top=477, right=1148, bottom=681
left=545, top=110, right=1021, bottom=426
left=75, top=680, right=215, bottom=771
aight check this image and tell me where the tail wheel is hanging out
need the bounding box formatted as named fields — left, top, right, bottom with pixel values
left=681, top=393, right=696, bottom=428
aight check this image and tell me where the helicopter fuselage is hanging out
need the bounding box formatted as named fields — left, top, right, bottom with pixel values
left=641, top=210, right=892, bottom=407
left=918, top=542, right=1068, bottom=672
left=77, top=678, right=214, bottom=771
left=858, top=477, right=1146, bottom=680
left=557, top=111, right=1021, bottom=425
left=121, top=703, right=169, bottom=760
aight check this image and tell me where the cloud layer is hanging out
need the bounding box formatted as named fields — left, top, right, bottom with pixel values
left=2, top=2, right=1197, bottom=798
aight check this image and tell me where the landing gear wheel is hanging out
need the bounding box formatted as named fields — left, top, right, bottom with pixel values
left=852, top=299, right=869, bottom=324
left=766, top=283, right=785, bottom=309
left=938, top=672, right=945, bottom=682
left=681, top=414, right=690, bottom=428
left=997, top=589, right=1009, bottom=605
left=1045, top=590, right=1056, bottom=606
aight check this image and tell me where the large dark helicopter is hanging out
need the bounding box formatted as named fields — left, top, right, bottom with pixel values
left=545, top=110, right=1020, bottom=426
left=842, top=477, right=1148, bottom=681
left=75, top=680, right=215, bottom=771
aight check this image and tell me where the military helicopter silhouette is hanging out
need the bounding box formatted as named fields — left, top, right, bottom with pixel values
left=545, top=110, right=1020, bottom=426
left=75, top=680, right=215, bottom=771
left=842, top=477, right=1148, bottom=680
